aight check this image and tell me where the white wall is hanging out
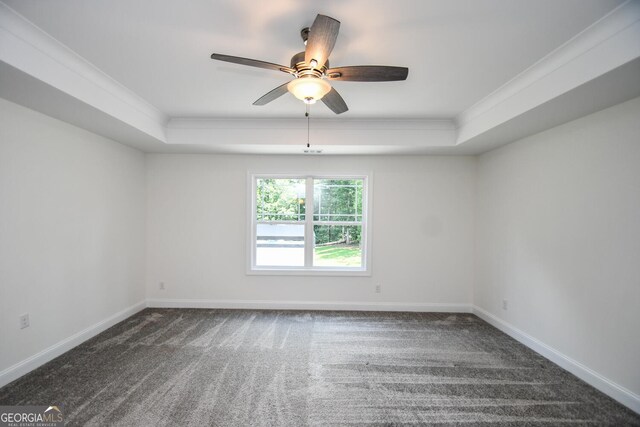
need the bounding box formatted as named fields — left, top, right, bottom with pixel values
left=0, top=98, right=146, bottom=377
left=3, top=90, right=638, bottom=410
left=475, top=97, right=640, bottom=399
left=146, top=155, right=476, bottom=309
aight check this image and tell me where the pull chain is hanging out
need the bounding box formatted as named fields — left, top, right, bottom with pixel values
left=305, top=103, right=310, bottom=148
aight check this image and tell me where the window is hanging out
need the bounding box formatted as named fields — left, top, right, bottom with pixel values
left=249, top=174, right=370, bottom=275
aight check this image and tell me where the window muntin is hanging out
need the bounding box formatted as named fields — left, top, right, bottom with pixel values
left=250, top=175, right=369, bottom=274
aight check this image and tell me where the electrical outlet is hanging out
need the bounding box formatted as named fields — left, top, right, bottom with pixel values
left=19, top=313, right=30, bottom=329
left=375, top=284, right=381, bottom=294
left=159, top=282, right=165, bottom=290
left=502, top=299, right=508, bottom=310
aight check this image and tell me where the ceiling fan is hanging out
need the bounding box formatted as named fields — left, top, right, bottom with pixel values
left=210, top=14, right=409, bottom=114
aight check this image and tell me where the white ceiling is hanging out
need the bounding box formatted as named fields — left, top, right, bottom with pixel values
left=1, top=0, right=639, bottom=155
left=2, top=0, right=624, bottom=119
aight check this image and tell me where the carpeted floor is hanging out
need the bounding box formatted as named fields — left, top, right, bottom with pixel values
left=0, top=309, right=638, bottom=426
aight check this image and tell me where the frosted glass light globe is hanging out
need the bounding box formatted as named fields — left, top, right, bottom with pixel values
left=287, top=77, right=331, bottom=104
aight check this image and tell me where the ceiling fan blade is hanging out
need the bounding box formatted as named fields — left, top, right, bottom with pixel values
left=253, top=82, right=290, bottom=106
left=321, top=87, right=348, bottom=114
left=211, top=53, right=295, bottom=75
left=326, top=66, right=409, bottom=82
left=305, top=15, right=340, bottom=69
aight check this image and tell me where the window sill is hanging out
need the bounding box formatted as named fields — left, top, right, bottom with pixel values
left=247, top=268, right=371, bottom=277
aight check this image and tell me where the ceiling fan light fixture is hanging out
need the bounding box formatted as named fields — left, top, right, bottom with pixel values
left=287, top=77, right=331, bottom=103
left=210, top=14, right=407, bottom=115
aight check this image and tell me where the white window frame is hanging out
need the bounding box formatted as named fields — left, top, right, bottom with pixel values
left=247, top=173, right=372, bottom=276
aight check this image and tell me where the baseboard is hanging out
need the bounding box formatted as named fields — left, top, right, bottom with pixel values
left=146, top=298, right=472, bottom=313
left=472, top=305, right=640, bottom=414
left=0, top=300, right=147, bottom=389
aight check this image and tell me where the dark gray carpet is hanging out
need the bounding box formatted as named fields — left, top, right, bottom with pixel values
left=0, top=309, right=638, bottom=426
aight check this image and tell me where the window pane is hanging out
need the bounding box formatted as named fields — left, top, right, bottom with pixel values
left=256, top=178, right=306, bottom=221
left=313, top=225, right=362, bottom=268
left=256, top=224, right=305, bottom=266
left=313, top=179, right=363, bottom=222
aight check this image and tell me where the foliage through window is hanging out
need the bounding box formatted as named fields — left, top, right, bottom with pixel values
left=251, top=175, right=369, bottom=273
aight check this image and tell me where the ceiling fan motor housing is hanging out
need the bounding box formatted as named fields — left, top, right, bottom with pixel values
left=290, top=51, right=328, bottom=77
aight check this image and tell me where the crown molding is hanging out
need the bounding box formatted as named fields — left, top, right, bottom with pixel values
left=0, top=2, right=168, bottom=141
left=455, top=0, right=640, bottom=146
left=168, top=117, right=455, bottom=131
